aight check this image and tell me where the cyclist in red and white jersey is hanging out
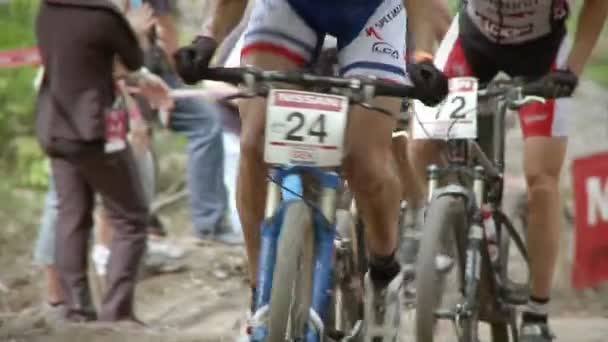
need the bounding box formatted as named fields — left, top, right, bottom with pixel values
left=173, top=0, right=449, bottom=339
left=409, top=1, right=608, bottom=341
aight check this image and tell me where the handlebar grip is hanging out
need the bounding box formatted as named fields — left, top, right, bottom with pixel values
left=521, top=79, right=572, bottom=99
left=204, top=67, right=248, bottom=84
left=373, top=82, right=416, bottom=99
left=521, top=83, right=553, bottom=98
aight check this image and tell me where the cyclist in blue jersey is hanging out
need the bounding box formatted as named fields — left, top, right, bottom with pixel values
left=408, top=1, right=608, bottom=341
left=174, top=0, right=448, bottom=339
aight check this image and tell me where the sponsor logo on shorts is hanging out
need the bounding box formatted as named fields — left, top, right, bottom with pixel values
left=522, top=113, right=547, bottom=124
left=365, top=3, right=404, bottom=40
left=372, top=42, right=399, bottom=60
left=373, top=3, right=404, bottom=30
left=274, top=91, right=344, bottom=111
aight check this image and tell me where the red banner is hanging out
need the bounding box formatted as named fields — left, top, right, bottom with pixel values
left=0, top=47, right=40, bottom=68
left=572, top=151, right=608, bottom=289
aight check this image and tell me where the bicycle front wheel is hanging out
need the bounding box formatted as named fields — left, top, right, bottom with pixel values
left=415, top=195, right=467, bottom=342
left=267, top=201, right=316, bottom=341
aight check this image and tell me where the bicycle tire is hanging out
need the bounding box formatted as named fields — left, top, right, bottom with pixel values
left=415, top=195, right=466, bottom=342
left=267, top=201, right=316, bottom=341
left=330, top=209, right=364, bottom=337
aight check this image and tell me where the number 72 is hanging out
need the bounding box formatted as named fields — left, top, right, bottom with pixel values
left=436, top=95, right=466, bottom=120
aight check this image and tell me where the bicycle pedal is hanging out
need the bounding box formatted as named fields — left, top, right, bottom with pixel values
left=500, top=280, right=529, bottom=305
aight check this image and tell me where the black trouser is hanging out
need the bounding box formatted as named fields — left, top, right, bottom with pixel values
left=51, top=143, right=147, bottom=321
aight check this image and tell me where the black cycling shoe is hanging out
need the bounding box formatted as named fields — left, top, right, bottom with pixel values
left=520, top=321, right=555, bottom=342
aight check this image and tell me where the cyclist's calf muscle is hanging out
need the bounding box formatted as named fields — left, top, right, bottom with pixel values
left=343, top=97, right=402, bottom=257
left=523, top=137, right=566, bottom=299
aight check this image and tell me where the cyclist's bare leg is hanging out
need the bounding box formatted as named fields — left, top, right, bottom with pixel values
left=523, top=137, right=567, bottom=299
left=236, top=52, right=300, bottom=287
left=391, top=133, right=424, bottom=204
left=344, top=98, right=401, bottom=261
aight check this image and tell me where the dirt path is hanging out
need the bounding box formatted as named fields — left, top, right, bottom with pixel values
left=0, top=238, right=251, bottom=342
left=1, top=237, right=607, bottom=342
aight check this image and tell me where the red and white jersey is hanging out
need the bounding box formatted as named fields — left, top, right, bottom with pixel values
left=462, top=0, right=569, bottom=44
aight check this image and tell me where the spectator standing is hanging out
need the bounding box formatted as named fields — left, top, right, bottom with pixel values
left=124, top=0, right=240, bottom=243
left=35, top=0, right=172, bottom=322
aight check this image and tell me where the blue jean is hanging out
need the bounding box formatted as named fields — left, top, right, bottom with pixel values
left=34, top=177, right=59, bottom=266
left=163, top=73, right=228, bottom=235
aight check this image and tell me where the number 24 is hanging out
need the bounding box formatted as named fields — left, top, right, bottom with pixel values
left=285, top=112, right=328, bottom=143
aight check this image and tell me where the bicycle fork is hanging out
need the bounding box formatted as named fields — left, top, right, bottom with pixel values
left=252, top=168, right=340, bottom=341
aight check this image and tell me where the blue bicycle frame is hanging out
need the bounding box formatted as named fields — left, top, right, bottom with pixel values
left=250, top=165, right=342, bottom=341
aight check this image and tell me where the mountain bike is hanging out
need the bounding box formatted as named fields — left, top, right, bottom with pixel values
left=410, top=73, right=568, bottom=342
left=199, top=66, right=424, bottom=341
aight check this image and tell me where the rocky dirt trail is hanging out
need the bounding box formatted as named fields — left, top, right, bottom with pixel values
left=2, top=236, right=607, bottom=342
left=1, top=238, right=251, bottom=342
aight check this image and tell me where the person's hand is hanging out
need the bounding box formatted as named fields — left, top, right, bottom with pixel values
left=173, top=36, right=218, bottom=85
left=408, top=59, right=449, bottom=107
left=129, top=118, right=150, bottom=155
left=540, top=69, right=579, bottom=98
left=126, top=3, right=156, bottom=38
left=134, top=72, right=174, bottom=112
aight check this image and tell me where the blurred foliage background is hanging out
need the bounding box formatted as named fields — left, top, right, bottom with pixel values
left=0, top=0, right=45, bottom=189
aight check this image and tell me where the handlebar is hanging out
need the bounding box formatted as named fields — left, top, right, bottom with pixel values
left=200, top=66, right=420, bottom=100
left=195, top=67, right=571, bottom=110
left=477, top=75, right=571, bottom=108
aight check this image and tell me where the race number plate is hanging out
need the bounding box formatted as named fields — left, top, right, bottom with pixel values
left=264, top=89, right=348, bottom=167
left=412, top=77, right=478, bottom=140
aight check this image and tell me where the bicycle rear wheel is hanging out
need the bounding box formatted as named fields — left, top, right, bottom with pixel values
left=267, top=201, right=316, bottom=341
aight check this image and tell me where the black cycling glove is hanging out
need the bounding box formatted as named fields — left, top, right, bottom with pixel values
left=408, top=60, right=449, bottom=107
left=540, top=69, right=578, bottom=98
left=173, top=36, right=218, bottom=85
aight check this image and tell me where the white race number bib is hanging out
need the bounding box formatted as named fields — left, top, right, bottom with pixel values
left=264, top=89, right=348, bottom=167
left=413, top=77, right=478, bottom=140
